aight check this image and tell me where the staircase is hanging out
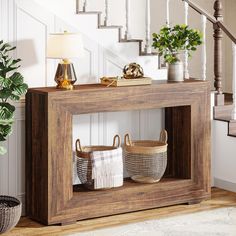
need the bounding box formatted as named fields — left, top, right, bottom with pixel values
left=34, top=0, right=168, bottom=80
left=76, top=12, right=158, bottom=57
left=76, top=0, right=159, bottom=56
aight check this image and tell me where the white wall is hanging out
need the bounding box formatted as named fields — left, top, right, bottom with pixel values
left=213, top=120, right=236, bottom=192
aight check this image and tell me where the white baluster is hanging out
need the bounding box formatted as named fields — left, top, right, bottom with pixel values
left=104, top=0, right=109, bottom=26
left=166, top=0, right=170, bottom=26
left=232, top=43, right=236, bottom=119
left=125, top=0, right=131, bottom=39
left=144, top=0, right=152, bottom=54
left=76, top=0, right=79, bottom=13
left=83, top=0, right=87, bottom=12
left=184, top=1, right=189, bottom=79
left=201, top=15, right=207, bottom=81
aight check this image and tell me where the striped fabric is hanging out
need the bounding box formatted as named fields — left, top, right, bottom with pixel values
left=91, top=147, right=123, bottom=189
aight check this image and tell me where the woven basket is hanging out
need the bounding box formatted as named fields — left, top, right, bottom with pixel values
left=76, top=135, right=122, bottom=190
left=124, top=130, right=168, bottom=184
left=0, top=196, right=22, bottom=234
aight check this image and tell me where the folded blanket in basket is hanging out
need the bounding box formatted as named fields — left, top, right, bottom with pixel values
left=91, top=147, right=123, bottom=189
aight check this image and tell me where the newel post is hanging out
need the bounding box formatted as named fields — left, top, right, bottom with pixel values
left=213, top=0, right=224, bottom=105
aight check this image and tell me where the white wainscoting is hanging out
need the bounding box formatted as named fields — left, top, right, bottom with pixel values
left=0, top=0, right=164, bottom=215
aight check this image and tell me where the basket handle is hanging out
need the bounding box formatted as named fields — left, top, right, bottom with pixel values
left=113, top=134, right=121, bottom=147
left=124, top=133, right=132, bottom=146
left=159, top=129, right=168, bottom=144
left=76, top=139, right=83, bottom=152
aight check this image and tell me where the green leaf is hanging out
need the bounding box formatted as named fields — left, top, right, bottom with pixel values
left=0, top=105, right=14, bottom=120
left=0, top=43, right=11, bottom=52
left=0, top=103, right=15, bottom=113
left=0, top=76, right=12, bottom=88
left=0, top=88, right=12, bottom=99
left=0, top=124, right=12, bottom=140
left=0, top=119, right=14, bottom=125
left=152, top=24, right=202, bottom=64
left=0, top=76, right=5, bottom=84
left=10, top=72, right=24, bottom=85
left=0, top=145, right=7, bottom=155
left=9, top=94, right=20, bottom=101
left=12, top=83, right=28, bottom=97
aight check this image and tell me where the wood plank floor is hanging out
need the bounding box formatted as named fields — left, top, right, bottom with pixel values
left=4, top=188, right=236, bottom=236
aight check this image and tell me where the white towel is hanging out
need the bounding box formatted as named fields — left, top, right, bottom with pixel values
left=91, top=147, right=123, bottom=189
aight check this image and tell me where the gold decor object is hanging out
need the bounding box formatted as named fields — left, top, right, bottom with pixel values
left=100, top=76, right=152, bottom=87
left=47, top=32, right=84, bottom=90
left=123, top=63, right=144, bottom=79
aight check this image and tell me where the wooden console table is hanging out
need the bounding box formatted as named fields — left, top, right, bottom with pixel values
left=26, top=80, right=211, bottom=225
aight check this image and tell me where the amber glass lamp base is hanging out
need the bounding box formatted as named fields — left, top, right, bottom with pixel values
left=54, top=60, right=77, bottom=90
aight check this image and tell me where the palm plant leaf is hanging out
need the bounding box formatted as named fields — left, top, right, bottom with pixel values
left=0, top=40, right=28, bottom=154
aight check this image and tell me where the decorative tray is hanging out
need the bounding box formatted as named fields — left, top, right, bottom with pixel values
left=100, top=77, right=152, bottom=87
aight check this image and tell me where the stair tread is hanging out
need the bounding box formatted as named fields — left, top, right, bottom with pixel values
left=99, top=25, right=123, bottom=29
left=120, top=39, right=143, bottom=42
left=140, top=52, right=159, bottom=56
left=77, top=11, right=102, bottom=15
left=214, top=116, right=232, bottom=122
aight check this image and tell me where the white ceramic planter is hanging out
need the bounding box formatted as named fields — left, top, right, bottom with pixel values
left=168, top=61, right=184, bottom=82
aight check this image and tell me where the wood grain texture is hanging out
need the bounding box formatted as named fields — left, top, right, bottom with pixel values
left=26, top=80, right=211, bottom=225
left=5, top=188, right=235, bottom=236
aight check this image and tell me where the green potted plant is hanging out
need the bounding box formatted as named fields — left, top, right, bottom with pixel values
left=152, top=24, right=202, bottom=82
left=0, top=40, right=28, bottom=234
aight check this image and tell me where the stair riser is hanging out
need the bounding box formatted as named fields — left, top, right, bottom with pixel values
left=214, top=104, right=236, bottom=137
left=229, top=121, right=236, bottom=136
left=214, top=105, right=233, bottom=121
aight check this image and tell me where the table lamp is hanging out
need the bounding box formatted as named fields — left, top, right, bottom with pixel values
left=47, top=32, right=84, bottom=90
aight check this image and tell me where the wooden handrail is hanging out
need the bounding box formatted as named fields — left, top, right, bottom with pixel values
left=217, top=22, right=236, bottom=44
left=182, top=0, right=216, bottom=24
left=182, top=0, right=236, bottom=44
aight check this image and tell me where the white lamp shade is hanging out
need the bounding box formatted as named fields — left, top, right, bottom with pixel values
left=47, top=32, right=84, bottom=59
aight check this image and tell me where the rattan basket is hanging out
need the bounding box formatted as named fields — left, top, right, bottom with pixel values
left=0, top=196, right=22, bottom=234
left=124, top=130, right=168, bottom=184
left=76, top=135, right=123, bottom=190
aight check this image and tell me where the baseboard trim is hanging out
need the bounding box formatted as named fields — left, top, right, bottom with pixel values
left=214, top=178, right=236, bottom=193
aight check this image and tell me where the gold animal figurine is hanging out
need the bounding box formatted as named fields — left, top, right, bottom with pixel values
left=123, top=63, right=144, bottom=79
